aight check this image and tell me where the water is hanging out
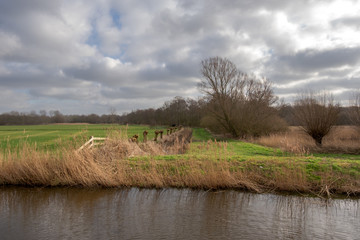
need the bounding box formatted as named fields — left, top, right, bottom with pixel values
left=0, top=187, right=359, bottom=240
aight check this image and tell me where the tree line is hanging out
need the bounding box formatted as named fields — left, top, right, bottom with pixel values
left=0, top=97, right=205, bottom=126
left=0, top=96, right=354, bottom=128
left=1, top=56, right=360, bottom=147
left=0, top=110, right=121, bottom=125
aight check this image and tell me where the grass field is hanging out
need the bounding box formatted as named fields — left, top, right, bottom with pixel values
left=1, top=124, right=360, bottom=197
left=0, top=124, right=171, bottom=151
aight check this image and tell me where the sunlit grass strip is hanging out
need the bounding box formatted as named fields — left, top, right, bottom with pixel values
left=0, top=135, right=360, bottom=197
left=0, top=124, right=169, bottom=151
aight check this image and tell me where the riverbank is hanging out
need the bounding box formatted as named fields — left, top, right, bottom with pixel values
left=0, top=129, right=359, bottom=197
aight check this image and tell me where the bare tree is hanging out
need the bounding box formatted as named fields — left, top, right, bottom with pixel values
left=50, top=110, right=65, bottom=123
left=109, top=107, right=117, bottom=124
left=294, top=91, right=340, bottom=146
left=199, top=56, right=283, bottom=137
left=199, top=57, right=245, bottom=136
left=348, top=91, right=360, bottom=126
left=232, top=78, right=282, bottom=137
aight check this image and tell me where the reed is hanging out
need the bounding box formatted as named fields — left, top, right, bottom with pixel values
left=1, top=128, right=360, bottom=197
left=255, top=126, right=360, bottom=155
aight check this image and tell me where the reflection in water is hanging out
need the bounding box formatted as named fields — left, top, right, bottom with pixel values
left=0, top=187, right=359, bottom=240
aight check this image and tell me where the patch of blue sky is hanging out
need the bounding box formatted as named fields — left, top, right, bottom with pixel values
left=86, top=9, right=127, bottom=60
left=101, top=43, right=129, bottom=62
left=266, top=48, right=274, bottom=57
left=86, top=19, right=100, bottom=47
left=110, top=9, right=122, bottom=29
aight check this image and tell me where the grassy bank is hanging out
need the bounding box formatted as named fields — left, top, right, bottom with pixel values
left=1, top=127, right=360, bottom=197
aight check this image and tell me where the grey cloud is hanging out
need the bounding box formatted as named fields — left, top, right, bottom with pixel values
left=0, top=0, right=97, bottom=68
left=275, top=47, right=360, bottom=72
left=63, top=63, right=134, bottom=85
left=1, top=0, right=360, bottom=114
left=101, top=86, right=177, bottom=100
left=0, top=72, right=59, bottom=89
left=331, top=17, right=360, bottom=29
left=166, top=61, right=201, bottom=78
left=0, top=0, right=60, bottom=20
left=179, top=0, right=299, bottom=13
left=303, top=77, right=360, bottom=91
left=0, top=64, right=85, bottom=89
left=137, top=59, right=200, bottom=82
left=274, top=77, right=360, bottom=96
left=268, top=72, right=313, bottom=84
left=0, top=87, right=30, bottom=111
left=151, top=8, right=217, bottom=41
left=29, top=87, right=99, bottom=101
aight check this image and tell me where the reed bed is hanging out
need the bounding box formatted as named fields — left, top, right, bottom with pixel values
left=255, top=126, right=360, bottom=155
left=1, top=128, right=360, bottom=197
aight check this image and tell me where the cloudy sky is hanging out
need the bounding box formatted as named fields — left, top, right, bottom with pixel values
left=1, top=0, right=360, bottom=114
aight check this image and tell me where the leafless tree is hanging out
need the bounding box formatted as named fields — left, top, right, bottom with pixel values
left=348, top=91, right=360, bottom=126
left=109, top=107, right=117, bottom=124
left=198, top=57, right=245, bottom=136
left=294, top=91, right=340, bottom=146
left=199, top=56, right=283, bottom=137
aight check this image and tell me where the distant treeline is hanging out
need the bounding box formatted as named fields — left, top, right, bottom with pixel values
left=0, top=97, right=204, bottom=126
left=0, top=96, right=353, bottom=126
left=0, top=110, right=120, bottom=125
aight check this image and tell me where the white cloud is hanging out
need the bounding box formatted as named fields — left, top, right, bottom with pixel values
left=0, top=0, right=360, bottom=114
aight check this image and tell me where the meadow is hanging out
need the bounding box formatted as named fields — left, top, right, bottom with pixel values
left=0, top=124, right=360, bottom=197
left=0, top=124, right=166, bottom=151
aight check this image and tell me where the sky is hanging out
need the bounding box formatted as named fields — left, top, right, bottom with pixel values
left=1, top=0, right=360, bottom=115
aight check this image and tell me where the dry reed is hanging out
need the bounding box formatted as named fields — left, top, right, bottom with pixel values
left=256, top=126, right=360, bottom=155
left=1, top=128, right=360, bottom=197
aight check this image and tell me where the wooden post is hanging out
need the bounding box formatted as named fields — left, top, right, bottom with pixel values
left=154, top=130, right=159, bottom=141
left=143, top=130, right=148, bottom=142
left=130, top=134, right=139, bottom=143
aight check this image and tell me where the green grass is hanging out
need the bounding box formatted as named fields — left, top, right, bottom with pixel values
left=0, top=124, right=165, bottom=151
left=187, top=132, right=360, bottom=190
left=1, top=124, right=360, bottom=195
left=2, top=124, right=360, bottom=163
left=191, top=128, right=214, bottom=141
left=1, top=124, right=360, bottom=169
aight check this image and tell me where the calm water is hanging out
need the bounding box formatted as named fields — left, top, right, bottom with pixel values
left=0, top=187, right=359, bottom=240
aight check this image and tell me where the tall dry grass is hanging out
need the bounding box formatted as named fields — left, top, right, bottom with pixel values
left=255, top=126, right=360, bottom=155
left=0, top=128, right=193, bottom=187
left=1, top=127, right=360, bottom=196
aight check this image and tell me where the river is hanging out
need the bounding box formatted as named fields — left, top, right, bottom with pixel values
left=0, top=187, right=359, bottom=239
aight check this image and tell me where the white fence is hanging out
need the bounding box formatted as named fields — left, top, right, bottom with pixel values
left=77, top=136, right=107, bottom=151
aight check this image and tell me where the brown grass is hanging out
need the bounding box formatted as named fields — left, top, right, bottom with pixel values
left=0, top=138, right=252, bottom=189
left=1, top=127, right=360, bottom=197
left=255, top=126, right=360, bottom=155
left=0, top=128, right=194, bottom=187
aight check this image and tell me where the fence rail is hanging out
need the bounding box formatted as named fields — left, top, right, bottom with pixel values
left=77, top=126, right=183, bottom=151
left=77, top=136, right=107, bottom=151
